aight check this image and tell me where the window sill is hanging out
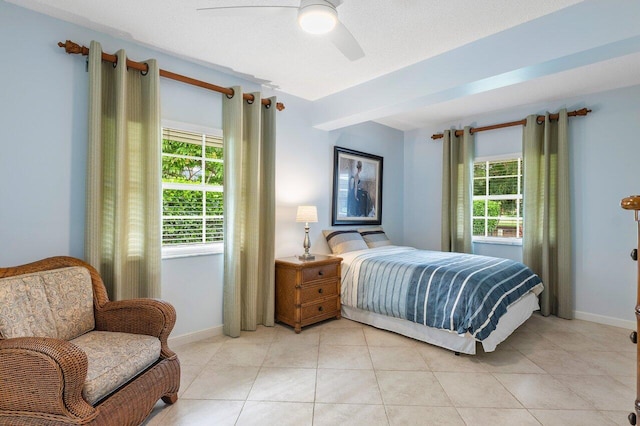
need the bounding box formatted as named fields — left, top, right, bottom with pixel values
left=473, top=237, right=522, bottom=246
left=162, top=243, right=223, bottom=259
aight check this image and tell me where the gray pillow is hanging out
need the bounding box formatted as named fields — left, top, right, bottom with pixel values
left=358, top=227, right=392, bottom=248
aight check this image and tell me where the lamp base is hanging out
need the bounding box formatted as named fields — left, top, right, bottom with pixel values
left=299, top=223, right=314, bottom=261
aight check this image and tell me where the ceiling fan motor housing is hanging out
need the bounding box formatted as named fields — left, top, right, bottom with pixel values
left=298, top=0, right=338, bottom=34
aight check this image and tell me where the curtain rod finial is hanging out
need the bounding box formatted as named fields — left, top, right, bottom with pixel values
left=276, top=102, right=285, bottom=111
left=58, top=40, right=88, bottom=56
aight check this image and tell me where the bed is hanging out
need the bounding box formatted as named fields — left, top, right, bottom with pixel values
left=338, top=245, right=543, bottom=354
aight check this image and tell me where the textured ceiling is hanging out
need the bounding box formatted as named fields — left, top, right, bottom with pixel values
left=8, top=0, right=584, bottom=100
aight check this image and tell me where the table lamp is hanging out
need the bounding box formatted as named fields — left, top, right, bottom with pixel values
left=296, top=205, right=318, bottom=260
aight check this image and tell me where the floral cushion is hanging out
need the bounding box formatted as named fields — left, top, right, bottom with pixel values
left=71, top=331, right=161, bottom=405
left=0, top=267, right=95, bottom=340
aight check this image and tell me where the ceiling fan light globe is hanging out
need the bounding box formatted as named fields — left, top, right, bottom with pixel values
left=298, top=4, right=338, bottom=34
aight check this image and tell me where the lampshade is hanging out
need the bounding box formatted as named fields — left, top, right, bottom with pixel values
left=296, top=205, right=318, bottom=223
left=297, top=3, right=337, bottom=35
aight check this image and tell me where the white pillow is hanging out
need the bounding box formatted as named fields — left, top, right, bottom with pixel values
left=323, top=229, right=369, bottom=254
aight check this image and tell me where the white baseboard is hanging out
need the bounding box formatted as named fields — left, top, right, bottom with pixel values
left=168, top=326, right=223, bottom=347
left=574, top=310, right=635, bottom=330
left=166, top=313, right=634, bottom=346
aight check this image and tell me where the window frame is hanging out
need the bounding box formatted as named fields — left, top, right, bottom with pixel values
left=161, top=120, right=224, bottom=259
left=472, top=153, right=523, bottom=246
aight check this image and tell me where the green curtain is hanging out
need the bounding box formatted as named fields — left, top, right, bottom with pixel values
left=522, top=109, right=573, bottom=318
left=441, top=127, right=474, bottom=253
left=222, top=87, right=276, bottom=337
left=85, top=41, right=161, bottom=300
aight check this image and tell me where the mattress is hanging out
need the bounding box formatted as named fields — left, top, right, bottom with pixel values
left=339, top=246, right=543, bottom=354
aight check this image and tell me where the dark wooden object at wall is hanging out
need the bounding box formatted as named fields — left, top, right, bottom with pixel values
left=622, top=195, right=640, bottom=425
left=275, top=255, right=342, bottom=333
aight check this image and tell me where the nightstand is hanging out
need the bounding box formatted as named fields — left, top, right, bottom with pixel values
left=275, top=255, right=342, bottom=333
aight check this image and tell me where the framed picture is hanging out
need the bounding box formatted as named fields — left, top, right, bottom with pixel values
left=332, top=146, right=383, bottom=226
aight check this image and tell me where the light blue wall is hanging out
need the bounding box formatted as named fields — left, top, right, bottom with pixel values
left=404, top=86, right=640, bottom=327
left=0, top=0, right=244, bottom=337
left=275, top=113, right=404, bottom=259
left=327, top=122, right=405, bottom=243
left=0, top=1, right=404, bottom=338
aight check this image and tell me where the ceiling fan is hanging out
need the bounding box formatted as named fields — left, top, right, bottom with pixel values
left=197, top=0, right=365, bottom=61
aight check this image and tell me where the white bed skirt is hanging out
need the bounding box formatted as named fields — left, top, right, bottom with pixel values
left=341, top=291, right=540, bottom=355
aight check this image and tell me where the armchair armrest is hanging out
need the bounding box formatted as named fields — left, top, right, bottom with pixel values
left=0, top=337, right=96, bottom=423
left=94, top=299, right=177, bottom=358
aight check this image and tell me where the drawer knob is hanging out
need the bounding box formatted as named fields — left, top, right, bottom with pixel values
left=318, top=288, right=324, bottom=294
left=318, top=306, right=324, bottom=312
left=318, top=271, right=324, bottom=276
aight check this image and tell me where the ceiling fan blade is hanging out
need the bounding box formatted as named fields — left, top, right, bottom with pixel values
left=197, top=5, right=297, bottom=17
left=328, top=21, right=364, bottom=61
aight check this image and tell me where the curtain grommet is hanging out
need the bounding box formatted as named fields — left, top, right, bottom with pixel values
left=246, top=98, right=254, bottom=105
left=226, top=88, right=235, bottom=99
left=141, top=63, right=149, bottom=76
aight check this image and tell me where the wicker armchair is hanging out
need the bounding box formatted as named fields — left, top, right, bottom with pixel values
left=0, top=256, right=180, bottom=425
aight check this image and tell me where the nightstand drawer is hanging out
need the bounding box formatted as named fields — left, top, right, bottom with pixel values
left=301, top=281, right=338, bottom=303
left=302, top=263, right=338, bottom=283
left=301, top=296, right=339, bottom=321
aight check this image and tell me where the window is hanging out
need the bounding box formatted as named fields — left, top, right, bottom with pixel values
left=161, top=126, right=223, bottom=257
left=473, top=157, right=522, bottom=242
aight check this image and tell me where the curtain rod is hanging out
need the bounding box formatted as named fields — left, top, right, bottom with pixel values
left=58, top=40, right=285, bottom=111
left=430, top=107, right=591, bottom=140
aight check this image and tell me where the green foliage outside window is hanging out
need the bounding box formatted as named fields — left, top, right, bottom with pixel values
left=473, top=200, right=501, bottom=236
left=473, top=158, right=522, bottom=238
left=162, top=140, right=223, bottom=186
left=161, top=131, right=224, bottom=246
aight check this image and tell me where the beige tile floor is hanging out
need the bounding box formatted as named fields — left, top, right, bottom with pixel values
left=144, top=314, right=636, bottom=425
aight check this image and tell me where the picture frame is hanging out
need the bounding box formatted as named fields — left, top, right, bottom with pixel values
left=331, top=146, right=383, bottom=226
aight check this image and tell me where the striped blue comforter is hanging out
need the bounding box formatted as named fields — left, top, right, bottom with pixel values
left=341, top=246, right=543, bottom=340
